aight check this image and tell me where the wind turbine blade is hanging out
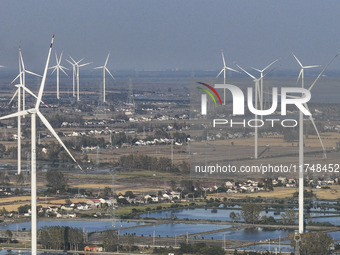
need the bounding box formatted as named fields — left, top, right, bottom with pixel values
left=19, top=50, right=25, bottom=70
left=94, top=66, right=104, bottom=69
left=304, top=103, right=326, bottom=157
left=221, top=51, right=226, bottom=67
left=0, top=110, right=29, bottom=121
left=225, top=66, right=240, bottom=73
left=262, top=66, right=277, bottom=79
left=25, top=70, right=42, bottom=78
left=10, top=72, right=22, bottom=85
left=75, top=58, right=85, bottom=65
left=296, top=69, right=303, bottom=85
left=308, top=53, right=339, bottom=91
left=9, top=89, right=19, bottom=105
left=59, top=65, right=69, bottom=70
left=104, top=51, right=110, bottom=66
left=263, top=59, right=279, bottom=72
left=66, top=59, right=74, bottom=66
left=79, top=62, right=91, bottom=67
left=105, top=67, right=115, bottom=80
left=59, top=51, right=63, bottom=64
left=19, top=85, right=49, bottom=108
left=216, top=68, right=224, bottom=78
left=251, top=67, right=262, bottom=72
left=36, top=34, right=54, bottom=109
left=37, top=111, right=85, bottom=173
left=59, top=66, right=69, bottom=77
left=55, top=52, right=58, bottom=64
left=292, top=53, right=303, bottom=68
left=69, top=56, right=77, bottom=64
left=304, top=65, right=320, bottom=69
left=50, top=67, right=57, bottom=75
left=236, top=64, right=256, bottom=79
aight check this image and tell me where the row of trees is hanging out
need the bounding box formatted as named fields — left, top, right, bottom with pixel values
left=39, top=226, right=84, bottom=251
left=118, top=153, right=189, bottom=172
left=228, top=203, right=298, bottom=225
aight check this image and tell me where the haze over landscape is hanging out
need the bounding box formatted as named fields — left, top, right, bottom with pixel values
left=1, top=0, right=340, bottom=72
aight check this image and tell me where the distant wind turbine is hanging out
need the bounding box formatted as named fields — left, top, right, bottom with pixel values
left=216, top=50, right=239, bottom=105
left=68, top=57, right=91, bottom=101
left=94, top=52, right=115, bottom=103
left=11, top=47, right=42, bottom=114
left=251, top=59, right=279, bottom=119
left=293, top=53, right=338, bottom=234
left=236, top=64, right=262, bottom=159
left=49, top=52, right=68, bottom=99
left=0, top=35, right=84, bottom=255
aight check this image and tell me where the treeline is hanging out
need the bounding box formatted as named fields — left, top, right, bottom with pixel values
left=39, top=226, right=84, bottom=251
left=118, top=153, right=190, bottom=172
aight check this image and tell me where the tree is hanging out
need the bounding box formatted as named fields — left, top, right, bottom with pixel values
left=290, top=232, right=333, bottom=255
left=39, top=226, right=83, bottom=250
left=0, top=171, right=9, bottom=189
left=16, top=173, right=25, bottom=185
left=241, top=203, right=262, bottom=224
left=124, top=191, right=135, bottom=198
left=5, top=230, right=12, bottom=243
left=281, top=209, right=297, bottom=225
left=102, top=229, right=119, bottom=252
left=103, top=187, right=112, bottom=197
left=46, top=169, right=68, bottom=192
left=229, top=211, right=237, bottom=222
left=170, top=180, right=177, bottom=190
left=125, top=234, right=135, bottom=251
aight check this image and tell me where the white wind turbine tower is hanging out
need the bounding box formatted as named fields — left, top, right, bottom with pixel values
left=236, top=64, right=262, bottom=159
left=9, top=47, right=41, bottom=175
left=11, top=47, right=42, bottom=114
left=66, top=58, right=80, bottom=98
left=251, top=59, right=279, bottom=119
left=49, top=52, right=68, bottom=99
left=216, top=50, right=239, bottom=105
left=94, top=51, right=115, bottom=103
left=9, top=79, right=48, bottom=176
left=293, top=53, right=338, bottom=234
left=0, top=35, right=84, bottom=255
left=68, top=57, right=91, bottom=101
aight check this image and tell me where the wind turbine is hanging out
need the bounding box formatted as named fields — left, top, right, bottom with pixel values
left=236, top=64, right=262, bottom=159
left=251, top=59, right=279, bottom=119
left=49, top=52, right=68, bottom=99
left=68, top=57, right=91, bottom=101
left=11, top=47, right=42, bottom=114
left=293, top=53, right=338, bottom=234
left=94, top=51, right=115, bottom=103
left=0, top=35, right=84, bottom=255
left=216, top=50, right=239, bottom=105
left=9, top=81, right=48, bottom=176
left=66, top=58, right=79, bottom=98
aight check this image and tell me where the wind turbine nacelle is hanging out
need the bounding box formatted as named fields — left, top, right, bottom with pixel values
left=202, top=84, right=311, bottom=116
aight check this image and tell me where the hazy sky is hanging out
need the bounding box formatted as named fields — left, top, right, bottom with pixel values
left=1, top=0, right=340, bottom=72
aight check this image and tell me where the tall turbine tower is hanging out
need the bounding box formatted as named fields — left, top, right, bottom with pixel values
left=68, top=57, right=91, bottom=101
left=236, top=64, right=262, bottom=159
left=94, top=52, right=115, bottom=103
left=66, top=57, right=81, bottom=98
left=293, top=53, right=338, bottom=233
left=0, top=35, right=84, bottom=255
left=293, top=53, right=319, bottom=234
left=216, top=50, right=239, bottom=105
left=49, top=52, right=68, bottom=99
